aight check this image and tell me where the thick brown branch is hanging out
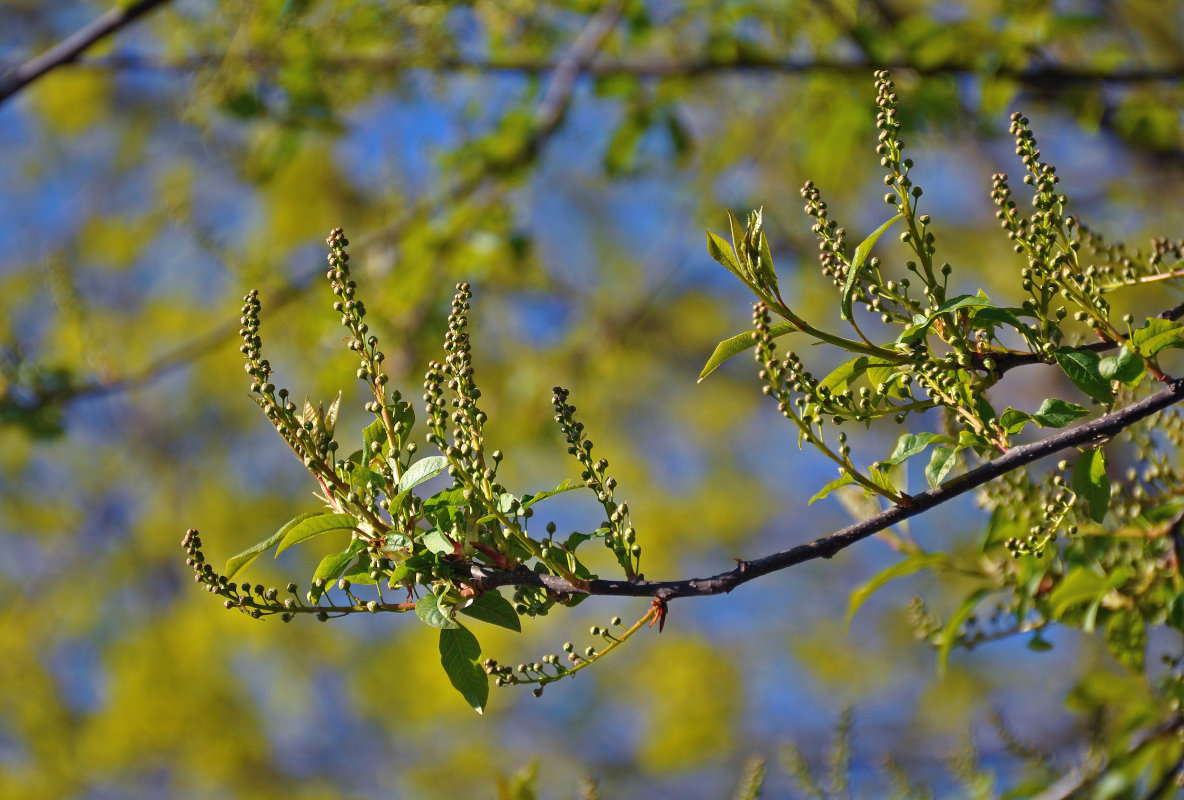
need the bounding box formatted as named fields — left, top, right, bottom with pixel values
left=0, top=0, right=171, bottom=106
left=467, top=378, right=1184, bottom=600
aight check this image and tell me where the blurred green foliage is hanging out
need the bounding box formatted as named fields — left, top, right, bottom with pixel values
left=7, top=0, right=1184, bottom=796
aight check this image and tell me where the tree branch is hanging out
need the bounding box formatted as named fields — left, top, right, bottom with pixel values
left=987, top=297, right=1184, bottom=374
left=467, top=378, right=1184, bottom=600
left=0, top=0, right=172, bottom=106
left=65, top=52, right=1184, bottom=88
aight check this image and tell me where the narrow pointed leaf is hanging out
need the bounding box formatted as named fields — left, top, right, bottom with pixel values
left=809, top=471, right=855, bottom=504
left=705, top=230, right=747, bottom=285
left=520, top=478, right=582, bottom=509
left=841, top=213, right=902, bottom=321
left=845, top=552, right=947, bottom=628
left=274, top=513, right=360, bottom=556
left=225, top=511, right=320, bottom=578
left=938, top=588, right=992, bottom=674
left=698, top=322, right=797, bottom=382
left=311, top=550, right=357, bottom=597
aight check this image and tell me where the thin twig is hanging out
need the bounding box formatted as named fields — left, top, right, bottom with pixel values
left=0, top=0, right=172, bottom=106
left=467, top=378, right=1184, bottom=600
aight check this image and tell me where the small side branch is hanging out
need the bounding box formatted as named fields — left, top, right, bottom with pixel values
left=0, top=0, right=172, bottom=106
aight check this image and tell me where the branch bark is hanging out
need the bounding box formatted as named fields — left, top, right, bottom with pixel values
left=67, top=52, right=1184, bottom=88
left=467, top=378, right=1184, bottom=601
left=0, top=0, right=172, bottom=106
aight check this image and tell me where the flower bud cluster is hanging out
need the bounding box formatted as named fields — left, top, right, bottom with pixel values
left=801, top=180, right=849, bottom=292
left=240, top=290, right=339, bottom=469
left=183, top=529, right=305, bottom=622
left=552, top=386, right=639, bottom=577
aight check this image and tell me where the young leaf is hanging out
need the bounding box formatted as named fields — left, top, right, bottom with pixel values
left=274, top=513, right=361, bottom=556
left=361, top=417, right=387, bottom=464
left=1129, top=318, right=1184, bottom=356
left=880, top=432, right=954, bottom=467
left=809, top=471, right=856, bottom=504
left=845, top=552, right=947, bottom=628
left=705, top=230, right=748, bottom=286
left=439, top=625, right=488, bottom=714
left=343, top=463, right=384, bottom=491
left=1054, top=347, right=1113, bottom=404
left=698, top=322, right=797, bottom=382
left=1105, top=609, right=1146, bottom=671
left=459, top=591, right=522, bottom=632
left=925, top=445, right=959, bottom=488
left=999, top=408, right=1033, bottom=435
left=1030, top=398, right=1090, bottom=428
left=1072, top=448, right=1111, bottom=523
left=416, top=594, right=459, bottom=629
left=819, top=356, right=869, bottom=394
left=1048, top=567, right=1106, bottom=617
left=841, top=213, right=902, bottom=321
left=310, top=549, right=357, bottom=599
left=397, top=456, right=450, bottom=493
left=225, top=511, right=320, bottom=578
left=937, top=588, right=992, bottom=675
left=1097, top=345, right=1144, bottom=386
left=420, top=529, right=455, bottom=555
left=520, top=478, right=582, bottom=509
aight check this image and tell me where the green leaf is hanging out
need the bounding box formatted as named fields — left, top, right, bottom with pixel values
left=361, top=417, right=387, bottom=465
left=520, top=478, right=582, bottom=509
left=968, top=306, right=1031, bottom=337
left=343, top=462, right=384, bottom=491
left=1098, top=345, right=1144, bottom=386
left=225, top=511, right=320, bottom=578
left=1129, top=318, right=1184, bottom=356
left=1049, top=567, right=1106, bottom=617
left=999, top=407, right=1033, bottom=435
left=1105, top=609, right=1146, bottom=671
left=1031, top=398, right=1090, bottom=428
left=416, top=594, right=459, bottom=629
left=819, top=356, right=868, bottom=394
left=439, top=625, right=488, bottom=714
left=459, top=591, right=522, bottom=632
left=705, top=229, right=747, bottom=285
left=1054, top=347, right=1113, bottom=403
left=1168, top=591, right=1184, bottom=631
left=1027, top=634, right=1053, bottom=652
left=880, top=432, right=954, bottom=466
left=698, top=322, right=797, bottom=382
left=938, top=588, right=992, bottom=674
left=1072, top=448, right=1110, bottom=523
left=421, top=529, right=455, bottom=555
left=275, top=513, right=361, bottom=556
left=925, top=445, right=959, bottom=488
left=397, top=456, right=450, bottom=493
left=845, top=552, right=947, bottom=628
left=931, top=291, right=994, bottom=316
left=841, top=213, right=902, bottom=321
left=809, top=471, right=856, bottom=504
left=310, top=550, right=357, bottom=599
